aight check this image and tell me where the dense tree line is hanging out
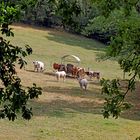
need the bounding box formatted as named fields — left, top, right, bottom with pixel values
left=14, top=0, right=140, bottom=45
left=16, top=0, right=99, bottom=34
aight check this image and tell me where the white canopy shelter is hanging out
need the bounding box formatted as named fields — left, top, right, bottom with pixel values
left=61, top=55, right=81, bottom=65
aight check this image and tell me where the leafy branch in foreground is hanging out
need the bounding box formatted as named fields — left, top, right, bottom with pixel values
left=0, top=0, right=42, bottom=121
left=0, top=37, right=42, bottom=121
left=100, top=78, right=133, bottom=119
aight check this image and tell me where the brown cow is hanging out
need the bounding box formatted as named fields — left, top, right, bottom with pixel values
left=53, top=63, right=61, bottom=70
left=71, top=66, right=78, bottom=78
left=53, top=63, right=67, bottom=72
left=77, top=67, right=86, bottom=78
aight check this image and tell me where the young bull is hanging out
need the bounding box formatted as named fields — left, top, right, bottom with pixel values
left=78, top=77, right=88, bottom=91
left=33, top=61, right=44, bottom=72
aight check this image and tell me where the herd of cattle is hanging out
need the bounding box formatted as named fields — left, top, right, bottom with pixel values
left=53, top=63, right=100, bottom=80
left=32, top=60, right=100, bottom=91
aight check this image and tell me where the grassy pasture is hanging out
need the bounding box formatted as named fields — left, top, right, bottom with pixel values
left=0, top=24, right=140, bottom=140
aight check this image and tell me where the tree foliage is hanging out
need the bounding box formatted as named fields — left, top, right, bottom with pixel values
left=14, top=0, right=98, bottom=32
left=82, top=9, right=125, bottom=44
left=97, top=0, right=140, bottom=119
left=56, top=0, right=81, bottom=30
left=0, top=0, right=42, bottom=121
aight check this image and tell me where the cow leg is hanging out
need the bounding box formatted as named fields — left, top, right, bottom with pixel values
left=57, top=75, right=59, bottom=81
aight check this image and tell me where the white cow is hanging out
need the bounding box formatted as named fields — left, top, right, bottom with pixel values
left=33, top=61, right=44, bottom=72
left=55, top=71, right=66, bottom=81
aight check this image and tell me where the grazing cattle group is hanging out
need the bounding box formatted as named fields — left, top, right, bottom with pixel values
left=32, top=60, right=100, bottom=92
left=53, top=63, right=86, bottom=78
left=52, top=62, right=100, bottom=80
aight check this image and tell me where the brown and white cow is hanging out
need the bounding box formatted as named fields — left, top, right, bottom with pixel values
left=85, top=71, right=100, bottom=80
left=71, top=66, right=85, bottom=78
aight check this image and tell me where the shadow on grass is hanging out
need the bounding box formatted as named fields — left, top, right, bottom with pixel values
left=25, top=69, right=35, bottom=73
left=30, top=97, right=103, bottom=118
left=43, top=71, right=76, bottom=79
left=120, top=82, right=140, bottom=121
left=45, top=32, right=106, bottom=52
left=25, top=70, right=55, bottom=77
left=30, top=84, right=104, bottom=118
left=42, top=74, right=102, bottom=100
left=28, top=73, right=140, bottom=121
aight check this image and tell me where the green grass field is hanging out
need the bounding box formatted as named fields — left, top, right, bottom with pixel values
left=0, top=24, right=140, bottom=140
